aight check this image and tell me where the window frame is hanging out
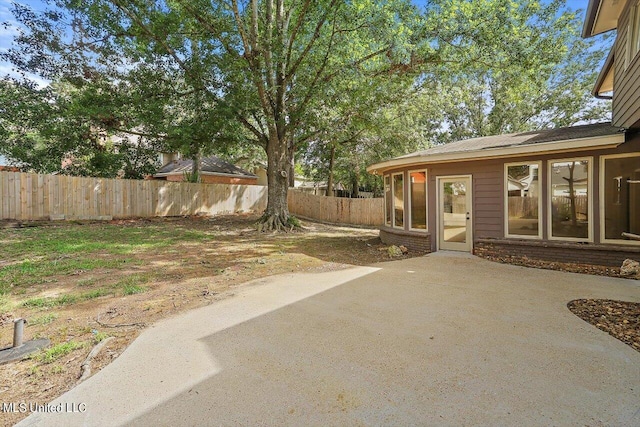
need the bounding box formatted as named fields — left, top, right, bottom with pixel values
left=391, top=172, right=405, bottom=229
left=504, top=161, right=543, bottom=240
left=408, top=169, right=428, bottom=232
left=599, top=152, right=640, bottom=246
left=547, top=156, right=594, bottom=243
left=383, top=175, right=391, bottom=227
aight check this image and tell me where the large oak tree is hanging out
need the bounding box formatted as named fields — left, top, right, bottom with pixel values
left=3, top=0, right=428, bottom=230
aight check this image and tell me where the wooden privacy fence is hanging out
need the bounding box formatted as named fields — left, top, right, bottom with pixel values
left=551, top=195, right=589, bottom=219
left=508, top=196, right=539, bottom=218
left=0, top=171, right=384, bottom=226
left=0, top=171, right=267, bottom=221
left=288, top=190, right=384, bottom=227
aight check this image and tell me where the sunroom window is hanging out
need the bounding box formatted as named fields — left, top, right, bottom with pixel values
left=505, top=163, right=541, bottom=238
left=384, top=175, right=391, bottom=226
left=409, top=170, right=427, bottom=230
left=602, top=154, right=640, bottom=243
left=392, top=173, right=404, bottom=228
left=549, top=158, right=591, bottom=240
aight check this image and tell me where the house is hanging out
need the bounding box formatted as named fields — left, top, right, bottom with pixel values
left=366, top=0, right=640, bottom=266
left=153, top=155, right=259, bottom=185
left=0, top=155, right=20, bottom=172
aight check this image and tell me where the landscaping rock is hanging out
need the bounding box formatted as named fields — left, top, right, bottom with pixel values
left=399, top=245, right=408, bottom=254
left=387, top=245, right=403, bottom=258
left=568, top=299, right=640, bottom=353
left=620, top=259, right=640, bottom=278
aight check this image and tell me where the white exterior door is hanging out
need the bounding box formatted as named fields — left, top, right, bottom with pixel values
left=438, top=176, right=472, bottom=252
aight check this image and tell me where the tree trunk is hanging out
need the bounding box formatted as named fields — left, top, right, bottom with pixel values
left=192, top=150, right=201, bottom=183
left=567, top=163, right=577, bottom=227
left=351, top=172, right=359, bottom=198
left=288, top=154, right=295, bottom=188
left=258, top=133, right=294, bottom=231
left=326, top=144, right=335, bottom=197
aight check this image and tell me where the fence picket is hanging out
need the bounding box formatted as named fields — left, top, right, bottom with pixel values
left=0, top=172, right=382, bottom=226
left=287, top=190, right=383, bottom=226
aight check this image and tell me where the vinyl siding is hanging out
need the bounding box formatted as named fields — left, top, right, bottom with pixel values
left=613, top=1, right=640, bottom=128
left=427, top=160, right=504, bottom=249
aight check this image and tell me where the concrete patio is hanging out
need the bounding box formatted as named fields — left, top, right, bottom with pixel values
left=17, top=253, right=640, bottom=426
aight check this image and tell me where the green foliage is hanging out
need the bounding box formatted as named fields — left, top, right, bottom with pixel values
left=0, top=80, right=161, bottom=177
left=33, top=340, right=84, bottom=364
left=0, top=295, right=11, bottom=314
left=121, top=284, right=148, bottom=296
left=183, top=171, right=201, bottom=183
left=426, top=0, right=611, bottom=142
left=29, top=313, right=58, bottom=326
left=1, top=0, right=429, bottom=228
left=116, top=274, right=150, bottom=295
left=0, top=0, right=611, bottom=208
left=92, top=331, right=110, bottom=344
left=1, top=258, right=131, bottom=292
left=299, top=0, right=611, bottom=194
left=286, top=216, right=301, bottom=228
left=21, top=294, right=78, bottom=308
left=81, top=288, right=112, bottom=300
left=50, top=365, right=66, bottom=374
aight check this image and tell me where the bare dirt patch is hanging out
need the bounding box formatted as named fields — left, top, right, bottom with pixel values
left=0, top=214, right=417, bottom=426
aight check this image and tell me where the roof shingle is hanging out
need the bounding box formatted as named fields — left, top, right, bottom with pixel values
left=397, top=122, right=623, bottom=159
left=155, top=156, right=256, bottom=178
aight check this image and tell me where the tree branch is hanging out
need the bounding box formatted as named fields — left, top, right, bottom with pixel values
left=285, top=0, right=338, bottom=85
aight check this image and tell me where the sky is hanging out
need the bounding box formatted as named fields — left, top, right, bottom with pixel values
left=0, top=0, right=48, bottom=85
left=0, top=0, right=604, bottom=85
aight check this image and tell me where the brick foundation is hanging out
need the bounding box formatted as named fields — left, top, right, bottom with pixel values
left=474, top=238, right=640, bottom=267
left=379, top=227, right=431, bottom=254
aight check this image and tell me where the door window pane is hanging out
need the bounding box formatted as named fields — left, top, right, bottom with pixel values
left=393, top=174, right=404, bottom=228
left=384, top=175, right=391, bottom=226
left=506, top=164, right=539, bottom=236
left=410, top=171, right=427, bottom=230
left=550, top=159, right=590, bottom=239
left=603, top=155, right=640, bottom=241
left=443, top=181, right=467, bottom=243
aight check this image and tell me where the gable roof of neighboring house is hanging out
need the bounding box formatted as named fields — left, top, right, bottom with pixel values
left=154, top=156, right=257, bottom=179
left=367, top=122, right=625, bottom=174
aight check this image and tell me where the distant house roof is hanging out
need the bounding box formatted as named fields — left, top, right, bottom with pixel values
left=367, top=122, right=625, bottom=174
left=154, top=156, right=257, bottom=179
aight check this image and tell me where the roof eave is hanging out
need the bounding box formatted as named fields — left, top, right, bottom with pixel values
left=582, top=0, right=603, bottom=38
left=367, top=133, right=625, bottom=175
left=593, top=47, right=615, bottom=97
left=582, top=0, right=628, bottom=38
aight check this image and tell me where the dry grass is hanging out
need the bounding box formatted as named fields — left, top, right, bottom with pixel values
left=0, top=214, right=408, bottom=426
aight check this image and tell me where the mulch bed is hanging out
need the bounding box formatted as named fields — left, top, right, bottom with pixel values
left=568, top=299, right=640, bottom=353
left=479, top=254, right=624, bottom=277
